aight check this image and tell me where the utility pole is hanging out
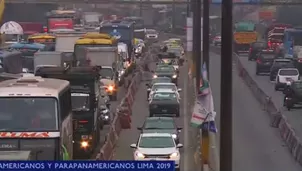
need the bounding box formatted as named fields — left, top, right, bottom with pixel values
left=220, top=0, right=233, bottom=170
left=201, top=0, right=210, bottom=170
left=139, top=0, right=142, bottom=17
left=193, top=0, right=201, bottom=87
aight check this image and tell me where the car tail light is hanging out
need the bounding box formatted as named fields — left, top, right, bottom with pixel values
left=79, top=120, right=88, bottom=124
left=268, top=41, right=272, bottom=47
left=43, top=26, right=48, bottom=33
left=298, top=59, right=302, bottom=63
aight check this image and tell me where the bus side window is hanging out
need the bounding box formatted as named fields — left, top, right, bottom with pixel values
left=60, top=88, right=72, bottom=121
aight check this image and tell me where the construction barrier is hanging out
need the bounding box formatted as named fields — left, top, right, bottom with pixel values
left=96, top=67, right=142, bottom=160
left=234, top=53, right=302, bottom=166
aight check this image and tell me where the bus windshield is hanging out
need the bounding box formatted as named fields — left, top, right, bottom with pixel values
left=0, top=97, right=58, bottom=131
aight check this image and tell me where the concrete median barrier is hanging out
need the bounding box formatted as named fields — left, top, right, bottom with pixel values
left=234, top=53, right=302, bottom=166
left=95, top=65, right=143, bottom=160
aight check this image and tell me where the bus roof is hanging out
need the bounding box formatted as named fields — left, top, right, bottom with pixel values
left=75, top=38, right=114, bottom=45
left=82, top=33, right=112, bottom=39
left=28, top=34, right=55, bottom=39
left=100, top=21, right=133, bottom=28
left=10, top=43, right=45, bottom=49
left=0, top=76, right=69, bottom=97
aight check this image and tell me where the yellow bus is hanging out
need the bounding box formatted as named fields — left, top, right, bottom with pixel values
left=74, top=38, right=116, bottom=57
left=28, top=34, right=56, bottom=51
left=81, top=32, right=113, bottom=40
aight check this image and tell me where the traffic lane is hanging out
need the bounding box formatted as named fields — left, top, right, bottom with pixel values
left=113, top=61, right=198, bottom=171
left=238, top=55, right=302, bottom=139
left=232, top=55, right=302, bottom=171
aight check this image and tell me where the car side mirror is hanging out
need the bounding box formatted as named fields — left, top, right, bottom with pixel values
left=146, top=83, right=150, bottom=86
left=147, top=88, right=151, bottom=91
left=137, top=127, right=142, bottom=130
left=177, top=88, right=182, bottom=92
left=176, top=144, right=183, bottom=148
left=130, top=144, right=137, bottom=148
left=177, top=127, right=182, bottom=132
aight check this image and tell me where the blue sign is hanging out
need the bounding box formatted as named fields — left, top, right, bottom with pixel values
left=110, top=29, right=122, bottom=40
left=201, top=121, right=218, bottom=133
left=0, top=161, right=175, bottom=171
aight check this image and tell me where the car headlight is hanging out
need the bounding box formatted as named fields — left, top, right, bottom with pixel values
left=172, top=75, right=177, bottom=78
left=135, top=49, right=139, bottom=53
left=169, top=152, right=179, bottom=158
left=135, top=152, right=145, bottom=158
left=102, top=109, right=109, bottom=113
left=22, top=68, right=29, bottom=73
left=172, top=134, right=177, bottom=139
left=104, top=115, right=109, bottom=119
left=153, top=75, right=158, bottom=78
left=108, top=86, right=114, bottom=91
left=81, top=141, right=89, bottom=148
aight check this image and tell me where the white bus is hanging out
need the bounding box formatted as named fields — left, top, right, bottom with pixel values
left=0, top=76, right=73, bottom=160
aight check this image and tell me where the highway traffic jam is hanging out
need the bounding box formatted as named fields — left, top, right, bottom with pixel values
left=0, top=7, right=189, bottom=166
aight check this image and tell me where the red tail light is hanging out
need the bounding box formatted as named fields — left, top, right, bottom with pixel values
left=256, top=59, right=262, bottom=64
left=298, top=59, right=302, bottom=63
left=43, top=27, right=48, bottom=33
left=268, top=41, right=272, bottom=47
left=79, top=120, right=88, bottom=123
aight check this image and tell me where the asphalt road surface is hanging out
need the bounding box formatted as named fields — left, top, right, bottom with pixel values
left=209, top=50, right=301, bottom=170
left=238, top=54, right=302, bottom=140
left=112, top=51, right=198, bottom=170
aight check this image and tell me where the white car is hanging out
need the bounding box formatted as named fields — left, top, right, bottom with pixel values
left=130, top=133, right=183, bottom=170
left=147, top=83, right=181, bottom=100
left=148, top=89, right=181, bottom=103
left=145, top=29, right=158, bottom=39
left=275, top=68, right=300, bottom=91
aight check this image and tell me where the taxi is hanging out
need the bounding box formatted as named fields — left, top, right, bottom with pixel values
left=168, top=38, right=182, bottom=46
left=28, top=34, right=55, bottom=51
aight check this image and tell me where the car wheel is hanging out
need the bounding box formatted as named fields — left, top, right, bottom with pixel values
left=256, top=70, right=259, bottom=75
left=287, top=107, right=291, bottom=111
left=274, top=85, right=278, bottom=91
left=270, top=76, right=274, bottom=81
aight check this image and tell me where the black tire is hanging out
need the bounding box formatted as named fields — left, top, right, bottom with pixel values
left=287, top=107, right=291, bottom=111
left=256, top=70, right=259, bottom=75
left=275, top=86, right=278, bottom=91
left=270, top=76, right=274, bottom=81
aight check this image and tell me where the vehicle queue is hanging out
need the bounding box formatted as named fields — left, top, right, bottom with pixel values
left=239, top=23, right=302, bottom=111
left=129, top=38, right=184, bottom=171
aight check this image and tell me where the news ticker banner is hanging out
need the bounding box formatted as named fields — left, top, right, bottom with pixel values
left=0, top=161, right=175, bottom=171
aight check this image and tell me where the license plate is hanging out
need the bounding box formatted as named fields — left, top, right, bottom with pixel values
left=162, top=109, right=167, bottom=112
left=286, top=78, right=292, bottom=81
left=265, top=62, right=270, bottom=64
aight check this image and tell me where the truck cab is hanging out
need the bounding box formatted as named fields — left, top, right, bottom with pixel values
left=35, top=66, right=103, bottom=159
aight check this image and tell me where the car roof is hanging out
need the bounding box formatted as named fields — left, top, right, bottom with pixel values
left=146, top=117, right=174, bottom=121
left=279, top=68, right=298, bottom=71
left=274, top=59, right=291, bottom=62
left=154, top=89, right=176, bottom=93
left=141, top=133, right=173, bottom=137
left=153, top=83, right=175, bottom=86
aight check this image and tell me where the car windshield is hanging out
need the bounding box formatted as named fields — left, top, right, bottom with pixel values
left=152, top=78, right=171, bottom=84
left=0, top=97, right=58, bottom=131
left=71, top=93, right=90, bottom=111
left=167, top=49, right=181, bottom=56
left=293, top=82, right=302, bottom=93
left=100, top=68, right=113, bottom=79
left=144, top=120, right=175, bottom=129
left=253, top=42, right=266, bottom=48
left=152, top=85, right=176, bottom=91
left=152, top=92, right=177, bottom=100
left=156, top=67, right=174, bottom=73
left=279, top=70, right=299, bottom=76
left=138, top=136, right=175, bottom=148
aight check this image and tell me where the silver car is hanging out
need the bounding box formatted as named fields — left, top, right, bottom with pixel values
left=213, top=35, right=221, bottom=46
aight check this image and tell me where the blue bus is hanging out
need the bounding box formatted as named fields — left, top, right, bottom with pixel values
left=283, top=28, right=302, bottom=58
left=99, top=20, right=134, bottom=58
